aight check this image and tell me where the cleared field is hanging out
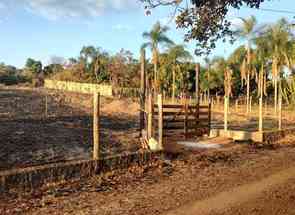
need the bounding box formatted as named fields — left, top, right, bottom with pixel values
left=211, top=102, right=295, bottom=132
left=0, top=86, right=140, bottom=171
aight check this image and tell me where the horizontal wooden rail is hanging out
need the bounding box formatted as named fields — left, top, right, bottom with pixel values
left=164, top=118, right=209, bottom=123
left=153, top=104, right=209, bottom=109
left=155, top=122, right=209, bottom=129
left=153, top=110, right=209, bottom=116
left=148, top=99, right=211, bottom=139
left=163, top=131, right=201, bottom=137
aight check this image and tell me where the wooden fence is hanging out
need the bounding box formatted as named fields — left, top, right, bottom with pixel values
left=148, top=97, right=211, bottom=143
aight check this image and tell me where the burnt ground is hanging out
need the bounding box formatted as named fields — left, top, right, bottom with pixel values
left=1, top=142, right=295, bottom=214
left=211, top=106, right=295, bottom=132
left=0, top=87, right=140, bottom=171
left=2, top=86, right=295, bottom=214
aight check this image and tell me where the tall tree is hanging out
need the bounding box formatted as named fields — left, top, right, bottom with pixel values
left=141, top=0, right=267, bottom=55
left=234, top=15, right=262, bottom=113
left=167, top=44, right=192, bottom=101
left=25, top=58, right=42, bottom=74
left=211, top=56, right=228, bottom=96
left=142, top=21, right=174, bottom=91
left=257, top=18, right=294, bottom=113
left=80, top=46, right=97, bottom=70
left=204, top=57, right=213, bottom=101
left=79, top=46, right=110, bottom=83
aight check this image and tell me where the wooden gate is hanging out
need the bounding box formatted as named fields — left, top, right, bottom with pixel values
left=153, top=100, right=211, bottom=140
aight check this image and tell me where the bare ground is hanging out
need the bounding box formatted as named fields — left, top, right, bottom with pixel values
left=0, top=87, right=140, bottom=170
left=1, top=142, right=295, bottom=214
left=2, top=86, right=295, bottom=214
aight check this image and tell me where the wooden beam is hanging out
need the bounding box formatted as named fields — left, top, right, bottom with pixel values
left=184, top=97, right=188, bottom=139
left=195, top=63, right=200, bottom=105
left=45, top=94, right=48, bottom=118
left=278, top=95, right=282, bottom=130
left=224, top=96, right=228, bottom=132
left=208, top=100, right=212, bottom=135
left=153, top=104, right=209, bottom=109
left=139, top=49, right=146, bottom=137
left=249, top=96, right=252, bottom=113
left=259, top=97, right=263, bottom=132
left=147, top=93, right=153, bottom=139
left=158, top=94, right=163, bottom=149
left=93, top=92, right=100, bottom=160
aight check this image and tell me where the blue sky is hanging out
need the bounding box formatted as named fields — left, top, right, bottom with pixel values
left=0, top=0, right=294, bottom=68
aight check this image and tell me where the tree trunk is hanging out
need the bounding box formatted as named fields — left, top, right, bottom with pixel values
left=172, top=65, right=176, bottom=103
left=152, top=49, right=158, bottom=94
left=195, top=63, right=200, bottom=105
left=154, top=62, right=157, bottom=86
left=246, top=43, right=251, bottom=114
left=274, top=63, right=278, bottom=114
left=246, top=72, right=250, bottom=114
left=207, top=69, right=210, bottom=102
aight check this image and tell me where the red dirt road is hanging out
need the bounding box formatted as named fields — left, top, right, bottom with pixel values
left=165, top=166, right=295, bottom=215
left=2, top=143, right=295, bottom=215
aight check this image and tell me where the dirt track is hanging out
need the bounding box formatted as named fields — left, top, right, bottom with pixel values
left=166, top=166, right=295, bottom=215
left=0, top=87, right=140, bottom=170
left=1, top=143, right=295, bottom=214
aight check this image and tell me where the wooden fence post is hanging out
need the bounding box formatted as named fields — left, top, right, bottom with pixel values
left=93, top=92, right=100, bottom=160
left=208, top=99, right=212, bottom=136
left=195, top=63, right=200, bottom=105
left=259, top=97, right=263, bottom=132
left=195, top=63, right=200, bottom=136
left=224, top=96, right=228, bottom=132
left=217, top=96, right=220, bottom=107
left=139, top=49, right=146, bottom=137
left=172, top=67, right=176, bottom=104
left=195, top=99, right=200, bottom=137
left=158, top=94, right=163, bottom=149
left=184, top=97, right=188, bottom=139
left=45, top=94, right=48, bottom=118
left=278, top=96, right=282, bottom=130
left=249, top=96, right=252, bottom=113
left=147, top=93, right=153, bottom=139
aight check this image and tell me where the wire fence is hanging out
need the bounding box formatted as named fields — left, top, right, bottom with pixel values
left=208, top=95, right=295, bottom=132
left=0, top=87, right=141, bottom=171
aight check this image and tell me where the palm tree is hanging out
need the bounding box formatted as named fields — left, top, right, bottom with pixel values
left=211, top=56, right=228, bottom=97
left=234, top=15, right=263, bottom=113
left=167, top=44, right=192, bottom=102
left=142, top=21, right=174, bottom=91
left=257, top=18, right=294, bottom=113
left=204, top=57, right=213, bottom=102
left=80, top=46, right=96, bottom=65
left=254, top=35, right=270, bottom=99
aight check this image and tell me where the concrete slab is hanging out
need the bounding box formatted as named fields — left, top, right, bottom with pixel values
left=177, top=141, right=221, bottom=149
left=210, top=129, right=263, bottom=142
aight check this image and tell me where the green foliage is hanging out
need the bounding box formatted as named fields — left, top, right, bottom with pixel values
left=43, top=64, right=64, bottom=76
left=157, top=44, right=193, bottom=95
left=25, top=58, right=42, bottom=74
left=108, top=49, right=140, bottom=87
left=142, top=21, right=174, bottom=89
left=142, top=21, right=174, bottom=52
left=4, top=15, right=295, bottom=101
left=0, top=63, right=26, bottom=85
left=141, top=0, right=267, bottom=55
left=282, top=77, right=295, bottom=107
left=257, top=18, right=294, bottom=70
